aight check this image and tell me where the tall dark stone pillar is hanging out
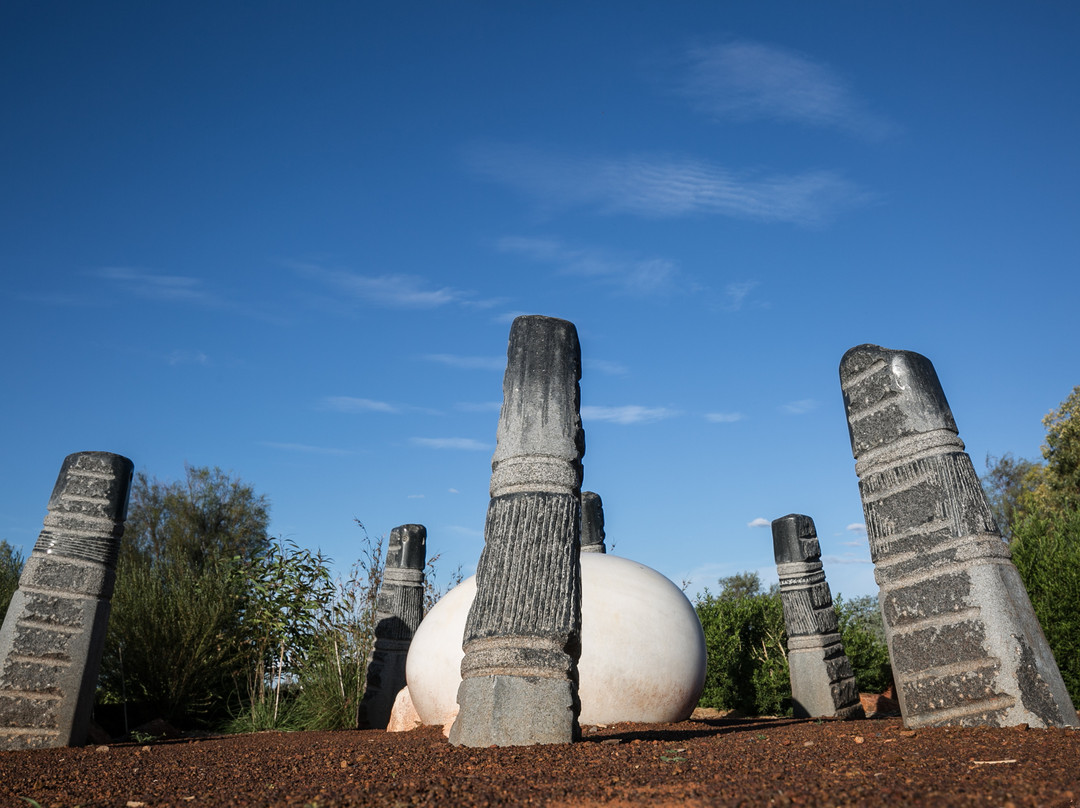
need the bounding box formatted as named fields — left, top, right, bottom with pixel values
left=0, top=452, right=134, bottom=749
left=358, top=524, right=426, bottom=729
left=772, top=514, right=864, bottom=720
left=449, top=315, right=584, bottom=747
left=840, top=345, right=1077, bottom=728
left=580, top=492, right=606, bottom=554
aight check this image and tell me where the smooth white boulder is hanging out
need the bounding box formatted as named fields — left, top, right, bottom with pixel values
left=406, top=553, right=706, bottom=726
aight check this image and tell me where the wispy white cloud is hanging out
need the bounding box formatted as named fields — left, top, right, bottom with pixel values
left=411, top=437, right=492, bottom=451
left=747, top=517, right=771, bottom=528
left=167, top=349, right=210, bottom=366
left=322, top=396, right=399, bottom=414
left=260, top=441, right=352, bottom=456
left=467, top=145, right=871, bottom=226
left=585, top=359, right=629, bottom=376
left=781, top=399, right=818, bottom=415
left=96, top=267, right=223, bottom=307
left=291, top=262, right=503, bottom=310
left=821, top=555, right=873, bottom=566
left=456, top=401, right=503, bottom=413
left=448, top=488, right=460, bottom=494
left=681, top=40, right=895, bottom=138
left=846, top=523, right=867, bottom=534
left=424, top=354, right=506, bottom=371
left=498, top=235, right=683, bottom=295
left=724, top=281, right=758, bottom=311
left=407, top=494, right=425, bottom=499
left=705, top=412, right=744, bottom=423
left=581, top=405, right=680, bottom=425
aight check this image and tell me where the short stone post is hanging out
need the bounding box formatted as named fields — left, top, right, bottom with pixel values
left=449, top=315, right=585, bottom=747
left=580, top=491, right=606, bottom=554
left=840, top=344, right=1078, bottom=728
left=358, top=523, right=426, bottom=729
left=0, top=452, right=134, bottom=750
left=771, top=514, right=864, bottom=720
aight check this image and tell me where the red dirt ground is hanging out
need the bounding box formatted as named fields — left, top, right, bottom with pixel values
left=2, top=715, right=1078, bottom=807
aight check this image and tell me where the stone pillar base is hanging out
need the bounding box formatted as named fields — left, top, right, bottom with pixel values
left=449, top=675, right=577, bottom=747
left=788, top=641, right=864, bottom=720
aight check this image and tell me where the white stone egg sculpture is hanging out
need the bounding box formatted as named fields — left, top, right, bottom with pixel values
left=406, top=552, right=707, bottom=726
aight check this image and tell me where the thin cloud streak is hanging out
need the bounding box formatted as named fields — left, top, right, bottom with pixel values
left=411, top=437, right=492, bottom=451
left=292, top=262, right=502, bottom=310
left=498, top=235, right=683, bottom=295
left=681, top=40, right=896, bottom=138
left=705, top=412, right=744, bottom=423
left=260, top=441, right=353, bottom=456
left=468, top=144, right=872, bottom=226
left=424, top=354, right=506, bottom=371
left=782, top=399, right=818, bottom=415
left=96, top=267, right=223, bottom=307
left=322, top=396, right=399, bottom=414
left=747, top=517, right=771, bottom=528
left=581, top=405, right=680, bottom=425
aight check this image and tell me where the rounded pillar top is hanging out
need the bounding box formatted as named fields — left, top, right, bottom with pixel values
left=839, top=344, right=957, bottom=458
left=771, top=513, right=820, bottom=564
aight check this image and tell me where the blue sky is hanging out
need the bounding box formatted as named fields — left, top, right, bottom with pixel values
left=3, top=2, right=1079, bottom=600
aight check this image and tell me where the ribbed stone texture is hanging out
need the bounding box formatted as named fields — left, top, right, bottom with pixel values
left=840, top=345, right=1077, bottom=729
left=450, top=315, right=584, bottom=747
left=772, top=514, right=864, bottom=720
left=0, top=452, right=134, bottom=750
left=580, top=492, right=606, bottom=554
left=358, top=524, right=426, bottom=730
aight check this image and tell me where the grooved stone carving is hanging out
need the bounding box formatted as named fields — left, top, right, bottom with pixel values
left=0, top=452, right=134, bottom=749
left=450, top=315, right=584, bottom=747
left=580, top=492, right=606, bottom=554
left=840, top=344, right=1078, bottom=728
left=358, top=524, right=426, bottom=730
left=772, top=514, right=864, bottom=720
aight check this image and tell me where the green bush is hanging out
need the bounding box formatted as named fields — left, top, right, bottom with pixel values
left=695, top=574, right=790, bottom=715
left=695, top=573, right=895, bottom=716
left=0, top=540, right=24, bottom=626
left=834, top=594, right=893, bottom=694
left=98, top=556, right=251, bottom=726
left=1010, top=506, right=1080, bottom=702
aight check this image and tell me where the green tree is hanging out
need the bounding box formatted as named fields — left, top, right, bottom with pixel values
left=0, top=540, right=24, bottom=626
left=99, top=466, right=271, bottom=727
left=834, top=594, right=893, bottom=694
left=122, top=465, right=270, bottom=569
left=695, top=574, right=789, bottom=715
left=985, top=385, right=1080, bottom=704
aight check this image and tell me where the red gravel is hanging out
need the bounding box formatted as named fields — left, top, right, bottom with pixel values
left=2, top=716, right=1078, bottom=807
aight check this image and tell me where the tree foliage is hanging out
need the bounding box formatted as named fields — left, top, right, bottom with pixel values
left=985, top=385, right=1080, bottom=704
left=0, top=540, right=24, bottom=626
left=695, top=574, right=789, bottom=715
left=694, top=574, right=893, bottom=716
left=100, top=465, right=271, bottom=726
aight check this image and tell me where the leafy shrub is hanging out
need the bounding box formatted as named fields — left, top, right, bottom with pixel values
left=0, top=540, right=24, bottom=626
left=834, top=594, right=893, bottom=694
left=695, top=573, right=790, bottom=715
left=1010, top=506, right=1080, bottom=702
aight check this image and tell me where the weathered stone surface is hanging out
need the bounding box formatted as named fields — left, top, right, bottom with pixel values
left=772, top=514, right=864, bottom=720
left=358, top=524, right=426, bottom=730
left=449, top=315, right=584, bottom=747
left=840, top=344, right=1077, bottom=728
left=580, top=492, right=606, bottom=554
left=0, top=452, right=133, bottom=750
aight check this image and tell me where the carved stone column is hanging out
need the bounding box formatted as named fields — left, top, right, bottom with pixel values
left=449, top=315, right=584, bottom=747
left=772, top=514, right=864, bottom=720
left=358, top=523, right=426, bottom=729
left=0, top=452, right=133, bottom=749
left=580, top=492, right=606, bottom=554
left=840, top=344, right=1077, bottom=728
